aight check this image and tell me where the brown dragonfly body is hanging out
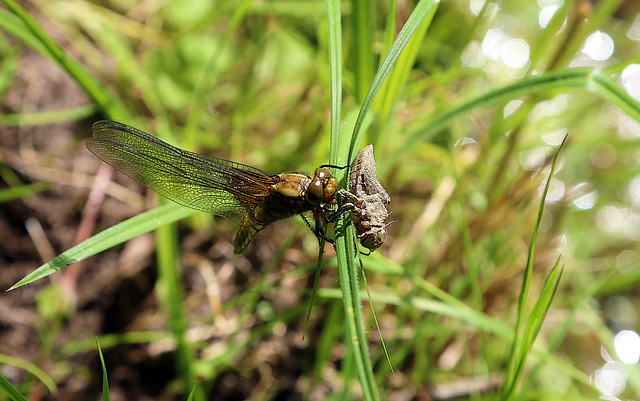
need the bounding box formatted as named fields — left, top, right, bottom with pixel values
left=234, top=169, right=338, bottom=253
left=87, top=121, right=338, bottom=253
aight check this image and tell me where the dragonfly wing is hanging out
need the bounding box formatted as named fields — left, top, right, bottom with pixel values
left=87, top=121, right=273, bottom=226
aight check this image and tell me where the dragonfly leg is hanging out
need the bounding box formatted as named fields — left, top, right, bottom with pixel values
left=318, top=163, right=348, bottom=170
left=301, top=212, right=337, bottom=250
left=323, top=200, right=354, bottom=224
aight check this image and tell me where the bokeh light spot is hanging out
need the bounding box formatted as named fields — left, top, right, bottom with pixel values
left=614, top=330, right=640, bottom=364
left=616, top=250, right=639, bottom=275
left=503, top=100, right=524, bottom=119
left=596, top=205, right=628, bottom=232
left=461, top=41, right=487, bottom=68
left=541, top=128, right=568, bottom=146
left=627, top=174, right=640, bottom=205
left=482, top=29, right=509, bottom=60
left=519, top=147, right=550, bottom=170
left=545, top=178, right=565, bottom=203
left=627, top=14, right=640, bottom=41
left=590, top=142, right=616, bottom=169
left=502, top=38, right=530, bottom=68
left=593, top=362, right=626, bottom=396
left=582, top=31, right=614, bottom=61
left=620, top=64, right=640, bottom=101
left=539, top=5, right=559, bottom=28
left=571, top=182, right=597, bottom=210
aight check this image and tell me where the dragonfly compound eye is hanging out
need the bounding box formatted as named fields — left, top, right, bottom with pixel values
left=313, top=168, right=338, bottom=202
left=307, top=178, right=324, bottom=205
left=315, top=167, right=331, bottom=180
left=323, top=176, right=337, bottom=202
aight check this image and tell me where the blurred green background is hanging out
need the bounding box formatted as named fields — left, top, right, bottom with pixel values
left=1, top=0, right=640, bottom=400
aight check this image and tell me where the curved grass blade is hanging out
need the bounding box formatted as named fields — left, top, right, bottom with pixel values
left=8, top=203, right=197, bottom=290
left=358, top=257, right=395, bottom=376
left=372, top=4, right=434, bottom=146
left=325, top=0, right=380, bottom=398
left=1, top=0, right=127, bottom=120
left=0, top=182, right=50, bottom=204
left=347, top=0, right=440, bottom=163
left=0, top=105, right=96, bottom=127
left=386, top=68, right=640, bottom=170
left=0, top=372, right=29, bottom=401
left=501, top=135, right=568, bottom=401
left=186, top=382, right=197, bottom=401
left=0, top=353, right=57, bottom=396
left=328, top=1, right=440, bottom=399
left=351, top=0, right=374, bottom=104
left=95, top=339, right=110, bottom=401
left=155, top=217, right=197, bottom=392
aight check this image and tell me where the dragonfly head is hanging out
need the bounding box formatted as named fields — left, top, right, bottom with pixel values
left=307, top=168, right=338, bottom=205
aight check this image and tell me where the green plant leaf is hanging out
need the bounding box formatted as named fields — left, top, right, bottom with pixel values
left=96, top=338, right=110, bottom=401
left=0, top=372, right=29, bottom=401
left=501, top=135, right=568, bottom=401
left=9, top=203, right=197, bottom=290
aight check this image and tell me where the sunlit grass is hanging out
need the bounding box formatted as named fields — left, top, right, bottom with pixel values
left=1, top=0, right=640, bottom=400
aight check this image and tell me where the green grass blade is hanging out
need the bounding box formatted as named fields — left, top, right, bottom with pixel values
left=330, top=2, right=439, bottom=397
left=347, top=0, right=440, bottom=163
left=501, top=135, right=568, bottom=401
left=0, top=182, right=50, bottom=203
left=591, top=68, right=640, bottom=122
left=521, top=259, right=564, bottom=366
left=359, top=259, right=395, bottom=376
left=326, top=0, right=345, bottom=167
left=186, top=382, right=197, bottom=401
left=351, top=0, right=374, bottom=103
left=0, top=353, right=57, bottom=395
left=0, top=105, right=97, bottom=127
left=503, top=259, right=565, bottom=400
left=372, top=4, right=435, bottom=145
left=60, top=332, right=172, bottom=355
left=0, top=372, right=28, bottom=401
left=155, top=217, right=197, bottom=397
left=8, top=203, right=198, bottom=290
left=388, top=68, right=640, bottom=170
left=326, top=0, right=380, bottom=398
left=0, top=36, right=18, bottom=97
left=0, top=7, right=50, bottom=57
left=95, top=338, right=110, bottom=401
left=335, top=221, right=379, bottom=401
left=381, top=1, right=397, bottom=56
left=1, top=0, right=127, bottom=120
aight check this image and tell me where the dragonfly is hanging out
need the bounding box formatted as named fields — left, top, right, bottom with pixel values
left=87, top=121, right=341, bottom=254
